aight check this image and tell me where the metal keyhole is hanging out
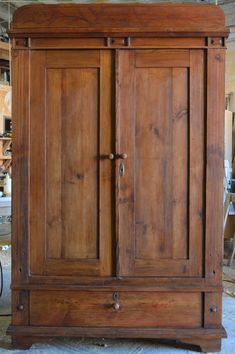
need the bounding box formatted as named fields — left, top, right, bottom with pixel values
left=119, top=161, right=125, bottom=177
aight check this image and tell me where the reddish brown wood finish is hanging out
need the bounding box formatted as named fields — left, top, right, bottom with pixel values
left=29, top=291, right=202, bottom=328
left=118, top=49, right=204, bottom=277
left=29, top=50, right=113, bottom=277
left=10, top=4, right=228, bottom=36
left=8, top=326, right=226, bottom=339
left=9, top=4, right=228, bottom=353
left=28, top=37, right=207, bottom=50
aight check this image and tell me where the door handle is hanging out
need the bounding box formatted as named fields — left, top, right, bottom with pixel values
left=101, top=153, right=127, bottom=161
left=116, top=153, right=127, bottom=160
left=101, top=153, right=115, bottom=160
left=107, top=153, right=115, bottom=160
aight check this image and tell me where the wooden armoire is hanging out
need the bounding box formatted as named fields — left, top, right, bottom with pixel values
left=8, top=4, right=229, bottom=352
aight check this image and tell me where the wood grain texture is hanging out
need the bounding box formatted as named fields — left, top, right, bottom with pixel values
left=118, top=50, right=204, bottom=277
left=205, top=49, right=225, bottom=284
left=204, top=292, right=222, bottom=329
left=29, top=50, right=113, bottom=276
left=131, top=37, right=205, bottom=47
left=46, top=68, right=62, bottom=260
left=99, top=50, right=115, bottom=276
left=188, top=50, right=205, bottom=277
left=29, top=290, right=202, bottom=328
left=135, top=50, right=190, bottom=67
left=25, top=37, right=208, bottom=50
left=10, top=4, right=228, bottom=36
left=116, top=50, right=135, bottom=277
left=11, top=50, right=30, bottom=285
left=29, top=50, right=46, bottom=275
left=171, top=67, right=188, bottom=260
left=9, top=3, right=227, bottom=349
left=60, top=67, right=99, bottom=260
left=12, top=290, right=29, bottom=326
left=7, top=325, right=227, bottom=340
left=180, top=337, right=222, bottom=352
left=11, top=49, right=29, bottom=326
left=12, top=276, right=222, bottom=292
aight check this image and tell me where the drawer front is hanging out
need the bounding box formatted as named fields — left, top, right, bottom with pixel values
left=30, top=291, right=202, bottom=328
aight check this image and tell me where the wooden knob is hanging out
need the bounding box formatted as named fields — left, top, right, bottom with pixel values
left=108, top=153, right=115, bottom=160
left=112, top=302, right=120, bottom=311
left=210, top=306, right=218, bottom=313
left=17, top=304, right=24, bottom=311
left=119, top=153, right=127, bottom=159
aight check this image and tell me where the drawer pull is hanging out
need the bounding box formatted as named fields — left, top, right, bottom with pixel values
left=17, top=304, right=24, bottom=311
left=210, top=306, right=218, bottom=313
left=108, top=153, right=115, bottom=160
left=112, top=302, right=120, bottom=311
left=117, top=153, right=127, bottom=160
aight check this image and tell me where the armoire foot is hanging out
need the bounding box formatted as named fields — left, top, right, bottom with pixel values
left=181, top=338, right=221, bottom=353
left=12, top=336, right=51, bottom=350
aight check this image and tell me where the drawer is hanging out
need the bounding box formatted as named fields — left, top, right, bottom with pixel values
left=30, top=290, right=202, bottom=328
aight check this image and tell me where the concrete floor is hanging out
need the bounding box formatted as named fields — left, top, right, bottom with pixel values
left=0, top=248, right=235, bottom=354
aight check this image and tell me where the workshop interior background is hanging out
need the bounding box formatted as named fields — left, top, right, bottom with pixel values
left=0, top=0, right=235, bottom=353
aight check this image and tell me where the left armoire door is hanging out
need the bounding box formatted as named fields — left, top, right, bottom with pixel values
left=29, top=50, right=114, bottom=277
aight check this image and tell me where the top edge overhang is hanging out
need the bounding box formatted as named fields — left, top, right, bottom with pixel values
left=9, top=3, right=230, bottom=38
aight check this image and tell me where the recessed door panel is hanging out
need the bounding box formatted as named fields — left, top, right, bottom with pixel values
left=118, top=50, right=205, bottom=277
left=134, top=67, right=189, bottom=261
left=29, top=48, right=204, bottom=279
left=30, top=50, right=113, bottom=277
left=46, top=68, right=99, bottom=260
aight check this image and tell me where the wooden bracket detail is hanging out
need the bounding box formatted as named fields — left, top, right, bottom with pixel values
left=13, top=38, right=31, bottom=49
left=106, top=37, right=131, bottom=47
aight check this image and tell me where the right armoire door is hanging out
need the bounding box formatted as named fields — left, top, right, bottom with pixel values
left=117, top=49, right=205, bottom=277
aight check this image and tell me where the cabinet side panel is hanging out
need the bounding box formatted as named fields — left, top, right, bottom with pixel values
left=205, top=49, right=225, bottom=283
left=12, top=49, right=30, bottom=283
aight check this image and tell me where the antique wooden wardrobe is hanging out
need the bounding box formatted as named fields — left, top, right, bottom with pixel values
left=8, top=4, right=229, bottom=352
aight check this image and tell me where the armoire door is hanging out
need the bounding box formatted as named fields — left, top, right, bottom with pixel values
left=29, top=50, right=114, bottom=277
left=117, top=49, right=205, bottom=277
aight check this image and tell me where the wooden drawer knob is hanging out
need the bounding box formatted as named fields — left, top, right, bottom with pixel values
left=17, top=304, right=24, bottom=311
left=120, top=153, right=127, bottom=159
left=117, top=153, right=127, bottom=159
left=112, top=302, right=120, bottom=311
left=210, top=306, right=218, bottom=313
left=108, top=153, right=115, bottom=160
